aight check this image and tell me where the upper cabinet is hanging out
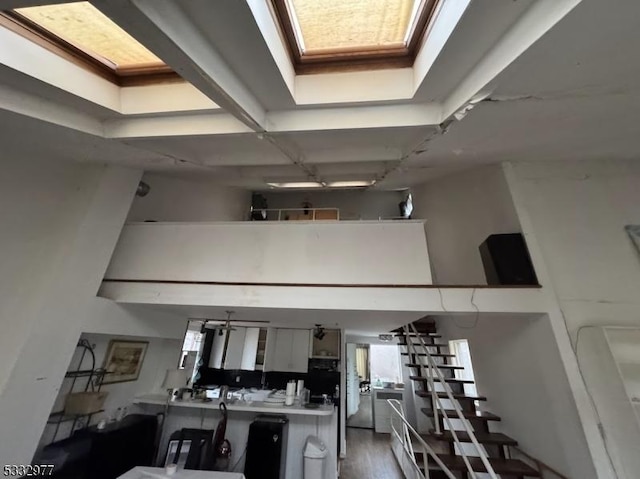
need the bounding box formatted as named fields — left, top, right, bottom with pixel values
left=207, top=326, right=267, bottom=371
left=265, top=328, right=310, bottom=373
left=310, top=329, right=341, bottom=359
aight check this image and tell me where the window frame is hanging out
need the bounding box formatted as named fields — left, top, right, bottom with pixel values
left=271, top=0, right=440, bottom=74
left=0, top=10, right=181, bottom=86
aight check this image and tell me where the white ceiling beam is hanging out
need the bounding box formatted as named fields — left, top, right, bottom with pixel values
left=295, top=69, right=414, bottom=105
left=104, top=113, right=253, bottom=139
left=0, top=84, right=104, bottom=136
left=442, top=0, right=583, bottom=119
left=120, top=83, right=221, bottom=116
left=245, top=0, right=296, bottom=97
left=98, top=283, right=547, bottom=315
left=412, top=0, right=472, bottom=94
left=105, top=103, right=442, bottom=139
left=304, top=147, right=403, bottom=164
left=92, top=0, right=267, bottom=131
left=267, top=103, right=443, bottom=132
left=0, top=27, right=120, bottom=112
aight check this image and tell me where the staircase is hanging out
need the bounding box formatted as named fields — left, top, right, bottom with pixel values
left=394, top=322, right=541, bottom=479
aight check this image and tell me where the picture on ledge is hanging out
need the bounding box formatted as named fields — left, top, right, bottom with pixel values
left=626, top=225, right=640, bottom=259
left=102, top=340, right=148, bottom=384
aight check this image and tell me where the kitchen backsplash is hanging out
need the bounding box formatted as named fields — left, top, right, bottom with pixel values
left=196, top=367, right=339, bottom=396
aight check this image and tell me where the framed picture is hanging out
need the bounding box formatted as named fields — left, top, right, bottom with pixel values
left=101, top=340, right=148, bottom=384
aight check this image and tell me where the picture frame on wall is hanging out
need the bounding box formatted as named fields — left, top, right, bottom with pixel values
left=101, top=340, right=149, bottom=384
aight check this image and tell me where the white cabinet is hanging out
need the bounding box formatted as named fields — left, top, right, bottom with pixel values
left=224, top=328, right=247, bottom=369
left=240, top=328, right=260, bottom=370
left=208, top=329, right=227, bottom=369
left=373, top=389, right=403, bottom=433
left=208, top=327, right=266, bottom=370
left=266, top=328, right=310, bottom=373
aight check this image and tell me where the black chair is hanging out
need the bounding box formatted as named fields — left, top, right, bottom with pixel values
left=165, top=428, right=215, bottom=470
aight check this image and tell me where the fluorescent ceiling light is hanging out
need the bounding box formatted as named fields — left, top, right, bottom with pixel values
left=267, top=180, right=375, bottom=189
left=327, top=180, right=375, bottom=188
left=267, top=182, right=324, bottom=188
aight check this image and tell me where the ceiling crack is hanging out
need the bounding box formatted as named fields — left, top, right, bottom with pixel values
left=262, top=133, right=326, bottom=185
left=371, top=119, right=455, bottom=186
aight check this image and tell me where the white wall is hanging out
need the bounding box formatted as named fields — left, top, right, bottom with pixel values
left=38, top=332, right=182, bottom=447
left=0, top=156, right=142, bottom=465
left=127, top=173, right=251, bottom=222
left=412, top=165, right=522, bottom=284
left=104, top=220, right=432, bottom=285
left=437, top=314, right=597, bottom=479
left=577, top=327, right=640, bottom=479
left=261, top=189, right=406, bottom=220
left=506, top=159, right=640, bottom=338
left=83, top=298, right=187, bottom=340
left=504, top=159, right=640, bottom=479
left=0, top=158, right=101, bottom=394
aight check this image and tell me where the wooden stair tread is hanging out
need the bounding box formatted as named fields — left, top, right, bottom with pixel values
left=400, top=352, right=455, bottom=358
left=424, top=455, right=540, bottom=476
left=405, top=363, right=464, bottom=370
left=417, top=391, right=487, bottom=401
left=398, top=342, right=449, bottom=347
left=422, top=408, right=501, bottom=421
left=410, top=376, right=474, bottom=384
left=431, top=430, right=518, bottom=446
left=395, top=333, right=441, bottom=337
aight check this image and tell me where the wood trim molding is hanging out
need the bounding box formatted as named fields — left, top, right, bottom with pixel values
left=102, top=278, right=542, bottom=289
left=0, top=11, right=182, bottom=86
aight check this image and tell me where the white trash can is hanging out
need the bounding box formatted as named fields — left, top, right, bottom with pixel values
left=303, top=435, right=328, bottom=479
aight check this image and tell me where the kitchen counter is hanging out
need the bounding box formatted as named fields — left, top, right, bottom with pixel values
left=133, top=394, right=338, bottom=479
left=118, top=467, right=245, bottom=478
left=134, top=394, right=335, bottom=416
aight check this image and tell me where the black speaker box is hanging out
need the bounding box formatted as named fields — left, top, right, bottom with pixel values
left=479, top=233, right=538, bottom=285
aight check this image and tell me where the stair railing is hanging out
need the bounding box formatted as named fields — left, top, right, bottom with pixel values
left=388, top=398, right=457, bottom=479
left=404, top=324, right=499, bottom=479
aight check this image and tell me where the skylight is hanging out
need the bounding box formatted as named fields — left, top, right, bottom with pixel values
left=272, top=0, right=439, bottom=72
left=15, top=2, right=162, bottom=69
left=291, top=0, right=416, bottom=53
left=3, top=2, right=178, bottom=84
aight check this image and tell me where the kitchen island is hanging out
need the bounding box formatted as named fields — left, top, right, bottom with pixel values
left=133, top=395, right=338, bottom=479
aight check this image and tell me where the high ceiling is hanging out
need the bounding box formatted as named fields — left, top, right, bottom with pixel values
left=1, top=0, right=640, bottom=191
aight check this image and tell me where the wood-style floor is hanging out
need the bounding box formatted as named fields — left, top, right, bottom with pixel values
left=346, top=393, right=373, bottom=429
left=340, top=428, right=404, bottom=479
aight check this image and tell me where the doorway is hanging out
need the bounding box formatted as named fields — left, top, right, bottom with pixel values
left=346, top=344, right=373, bottom=429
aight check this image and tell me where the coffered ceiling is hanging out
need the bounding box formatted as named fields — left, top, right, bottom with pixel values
left=2, top=0, right=640, bottom=191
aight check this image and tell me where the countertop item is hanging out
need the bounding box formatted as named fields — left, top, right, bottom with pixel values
left=117, top=466, right=245, bottom=478
left=134, top=394, right=335, bottom=417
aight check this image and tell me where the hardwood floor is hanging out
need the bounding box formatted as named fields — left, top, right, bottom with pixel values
left=340, top=428, right=404, bottom=479
left=346, top=392, right=373, bottom=428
